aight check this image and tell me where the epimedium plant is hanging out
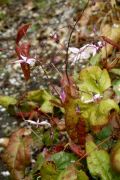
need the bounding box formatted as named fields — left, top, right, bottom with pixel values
left=0, top=2, right=120, bottom=180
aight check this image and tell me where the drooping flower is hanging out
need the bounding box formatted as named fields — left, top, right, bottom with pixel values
left=69, top=43, right=100, bottom=65
left=11, top=54, right=36, bottom=66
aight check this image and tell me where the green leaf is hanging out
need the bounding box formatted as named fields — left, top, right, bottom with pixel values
left=96, top=125, right=112, bottom=140
left=27, top=90, right=45, bottom=103
left=40, top=161, right=59, bottom=180
left=51, top=151, right=78, bottom=170
left=32, top=154, right=45, bottom=174
left=110, top=141, right=120, bottom=173
left=57, top=165, right=77, bottom=180
left=19, top=101, right=37, bottom=112
left=90, top=53, right=101, bottom=65
left=78, top=66, right=111, bottom=98
left=95, top=125, right=113, bottom=149
left=42, top=129, right=59, bottom=147
left=81, top=99, right=119, bottom=127
left=98, top=69, right=111, bottom=92
left=27, top=89, right=59, bottom=113
left=86, top=136, right=112, bottom=180
left=77, top=170, right=89, bottom=180
left=99, top=99, right=119, bottom=114
left=113, top=80, right=120, bottom=96
left=31, top=128, right=44, bottom=148
left=0, top=95, right=17, bottom=108
left=110, top=68, right=120, bottom=76
left=42, top=131, right=52, bottom=146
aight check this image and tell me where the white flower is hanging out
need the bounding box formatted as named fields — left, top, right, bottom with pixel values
left=81, top=93, right=103, bottom=104
left=11, top=54, right=36, bottom=66
left=1, top=171, right=10, bottom=177
left=69, top=44, right=98, bottom=65
left=25, top=119, right=51, bottom=127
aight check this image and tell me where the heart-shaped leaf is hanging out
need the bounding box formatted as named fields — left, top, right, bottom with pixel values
left=3, top=128, right=32, bottom=180
left=51, top=151, right=77, bottom=170
left=78, top=66, right=111, bottom=96
left=86, top=135, right=112, bottom=180
left=81, top=99, right=119, bottom=127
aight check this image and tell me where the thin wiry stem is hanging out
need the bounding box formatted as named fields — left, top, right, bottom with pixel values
left=38, top=61, right=61, bottom=98
left=65, top=0, right=89, bottom=84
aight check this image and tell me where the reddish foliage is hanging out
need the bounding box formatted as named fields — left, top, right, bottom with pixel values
left=15, top=43, right=31, bottom=81
left=76, top=119, right=87, bottom=148
left=3, top=128, right=32, bottom=179
left=60, top=73, right=77, bottom=103
left=16, top=43, right=31, bottom=58
left=101, top=36, right=120, bottom=50
left=20, top=63, right=30, bottom=81
left=69, top=142, right=85, bottom=157
left=16, top=23, right=31, bottom=44
left=51, top=144, right=65, bottom=153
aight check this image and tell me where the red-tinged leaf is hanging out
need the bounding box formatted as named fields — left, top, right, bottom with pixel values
left=21, top=63, right=30, bottom=81
left=16, top=23, right=31, bottom=44
left=3, top=128, right=32, bottom=180
left=101, top=36, right=120, bottom=50
left=76, top=119, right=87, bottom=148
left=60, top=74, right=77, bottom=103
left=69, top=142, right=85, bottom=157
left=15, top=43, right=31, bottom=58
left=15, top=44, right=31, bottom=81
left=52, top=144, right=65, bottom=153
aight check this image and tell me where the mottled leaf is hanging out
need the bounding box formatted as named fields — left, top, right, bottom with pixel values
left=86, top=135, right=112, bottom=180
left=81, top=99, right=119, bottom=127
left=78, top=66, right=111, bottom=95
left=40, top=161, right=59, bottom=180
left=3, top=128, right=32, bottom=180
left=57, top=165, right=77, bottom=180
left=51, top=151, right=78, bottom=170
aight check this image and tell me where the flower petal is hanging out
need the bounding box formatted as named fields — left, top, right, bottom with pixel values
left=20, top=54, right=27, bottom=61
left=69, top=47, right=79, bottom=54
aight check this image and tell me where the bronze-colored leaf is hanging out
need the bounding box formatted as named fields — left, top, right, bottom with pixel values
left=3, top=128, right=32, bottom=180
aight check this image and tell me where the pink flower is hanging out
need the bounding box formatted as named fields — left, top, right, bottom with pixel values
left=60, top=89, right=66, bottom=103
left=69, top=44, right=100, bottom=65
